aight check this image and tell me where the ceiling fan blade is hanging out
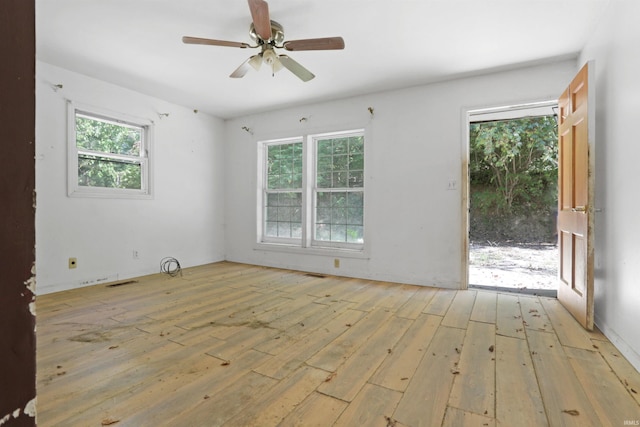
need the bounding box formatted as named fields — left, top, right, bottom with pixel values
left=278, top=55, right=315, bottom=82
left=230, top=56, right=260, bottom=78
left=248, top=0, right=272, bottom=40
left=182, top=36, right=250, bottom=49
left=283, top=37, right=345, bottom=51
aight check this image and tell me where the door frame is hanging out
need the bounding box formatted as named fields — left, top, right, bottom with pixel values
left=461, top=100, right=559, bottom=290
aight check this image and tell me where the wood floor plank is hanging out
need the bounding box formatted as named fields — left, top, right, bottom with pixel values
left=254, top=300, right=354, bottom=356
left=369, top=313, right=441, bottom=392
left=565, top=346, right=640, bottom=426
left=423, top=289, right=456, bottom=316
left=495, top=335, right=548, bottom=426
left=469, top=290, right=497, bottom=324
left=441, top=290, right=477, bottom=329
left=448, top=321, right=495, bottom=417
left=526, top=329, right=601, bottom=426
left=334, top=383, right=403, bottom=427
left=539, top=297, right=594, bottom=350
left=119, top=348, right=271, bottom=427
left=306, top=307, right=393, bottom=372
left=166, top=371, right=278, bottom=427
left=442, top=406, right=495, bottom=427
left=393, top=326, right=466, bottom=427
left=224, top=365, right=328, bottom=427
left=395, top=286, right=437, bottom=320
left=496, top=293, right=526, bottom=339
left=253, top=308, right=365, bottom=380
left=317, top=315, right=411, bottom=402
left=591, top=340, right=640, bottom=407
left=278, top=392, right=348, bottom=427
left=518, top=295, right=552, bottom=333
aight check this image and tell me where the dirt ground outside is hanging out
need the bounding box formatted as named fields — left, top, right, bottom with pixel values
left=469, top=243, right=558, bottom=292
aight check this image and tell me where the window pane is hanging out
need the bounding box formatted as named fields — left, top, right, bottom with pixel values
left=317, top=192, right=331, bottom=207
left=264, top=190, right=302, bottom=241
left=350, top=153, right=364, bottom=170
left=267, top=142, right=302, bottom=191
left=317, top=173, right=332, bottom=188
left=333, top=171, right=348, bottom=187
left=315, top=224, right=331, bottom=241
left=316, top=207, right=331, bottom=223
left=333, top=138, right=348, bottom=154
left=331, top=192, right=347, bottom=207
left=347, top=192, right=363, bottom=207
left=266, top=207, right=278, bottom=221
left=348, top=207, right=363, bottom=225
left=349, top=136, right=364, bottom=154
left=317, top=156, right=332, bottom=173
left=333, top=154, right=349, bottom=171
left=78, top=155, right=141, bottom=189
left=347, top=226, right=364, bottom=243
left=348, top=170, right=364, bottom=188
left=267, top=193, right=279, bottom=206
left=333, top=208, right=347, bottom=224
left=278, top=222, right=291, bottom=238
left=318, top=140, right=332, bottom=156
left=76, top=115, right=141, bottom=156
left=265, top=222, right=278, bottom=237
left=331, top=224, right=347, bottom=241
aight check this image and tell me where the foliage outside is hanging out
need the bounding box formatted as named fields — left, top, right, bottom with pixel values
left=76, top=114, right=143, bottom=190
left=470, top=115, right=558, bottom=243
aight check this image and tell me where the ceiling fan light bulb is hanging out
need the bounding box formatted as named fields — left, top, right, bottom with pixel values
left=262, top=49, right=277, bottom=65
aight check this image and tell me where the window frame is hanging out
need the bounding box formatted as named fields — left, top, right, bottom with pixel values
left=67, top=101, right=153, bottom=199
left=257, top=129, right=366, bottom=253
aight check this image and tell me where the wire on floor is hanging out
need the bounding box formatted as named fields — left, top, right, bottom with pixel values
left=160, top=257, right=182, bottom=277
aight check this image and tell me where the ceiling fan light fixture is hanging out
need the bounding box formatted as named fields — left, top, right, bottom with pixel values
left=249, top=54, right=262, bottom=71
left=262, top=48, right=277, bottom=65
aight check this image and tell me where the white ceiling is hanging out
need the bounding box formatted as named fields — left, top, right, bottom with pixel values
left=36, top=0, right=610, bottom=119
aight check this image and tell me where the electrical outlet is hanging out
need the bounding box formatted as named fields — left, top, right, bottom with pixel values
left=68, top=257, right=77, bottom=269
left=133, top=250, right=139, bottom=260
left=334, top=258, right=340, bottom=268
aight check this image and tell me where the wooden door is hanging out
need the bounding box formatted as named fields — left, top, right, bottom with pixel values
left=557, top=62, right=594, bottom=330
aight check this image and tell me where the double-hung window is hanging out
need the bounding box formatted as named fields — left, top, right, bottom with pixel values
left=67, top=102, right=152, bottom=198
left=260, top=130, right=365, bottom=251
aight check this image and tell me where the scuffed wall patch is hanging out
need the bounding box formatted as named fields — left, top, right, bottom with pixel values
left=24, top=397, right=36, bottom=417
left=24, top=262, right=36, bottom=294
left=0, top=398, right=35, bottom=425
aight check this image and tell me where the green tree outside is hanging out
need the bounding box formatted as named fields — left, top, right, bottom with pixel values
left=75, top=114, right=143, bottom=190
left=470, top=115, right=558, bottom=215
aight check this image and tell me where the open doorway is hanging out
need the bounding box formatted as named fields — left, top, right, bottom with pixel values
left=466, top=102, right=558, bottom=295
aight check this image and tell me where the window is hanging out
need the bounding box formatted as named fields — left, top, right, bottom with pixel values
left=259, top=130, right=365, bottom=251
left=314, top=134, right=364, bottom=246
left=264, top=141, right=304, bottom=240
left=67, top=102, right=152, bottom=198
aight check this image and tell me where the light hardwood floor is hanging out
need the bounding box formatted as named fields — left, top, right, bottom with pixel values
left=37, top=262, right=640, bottom=426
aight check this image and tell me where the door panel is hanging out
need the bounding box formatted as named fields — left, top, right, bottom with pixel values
left=557, top=62, right=594, bottom=330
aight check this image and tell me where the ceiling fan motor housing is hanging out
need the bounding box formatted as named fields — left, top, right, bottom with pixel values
left=249, top=20, right=284, bottom=45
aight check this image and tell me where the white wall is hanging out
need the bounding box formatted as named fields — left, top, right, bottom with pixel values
left=579, top=0, right=640, bottom=369
left=36, top=62, right=226, bottom=294
left=224, top=60, right=576, bottom=288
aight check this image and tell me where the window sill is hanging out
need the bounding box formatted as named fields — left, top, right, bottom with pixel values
left=68, top=188, right=152, bottom=200
left=253, top=242, right=370, bottom=260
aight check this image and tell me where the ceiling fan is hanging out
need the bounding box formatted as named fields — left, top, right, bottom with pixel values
left=182, top=0, right=345, bottom=82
